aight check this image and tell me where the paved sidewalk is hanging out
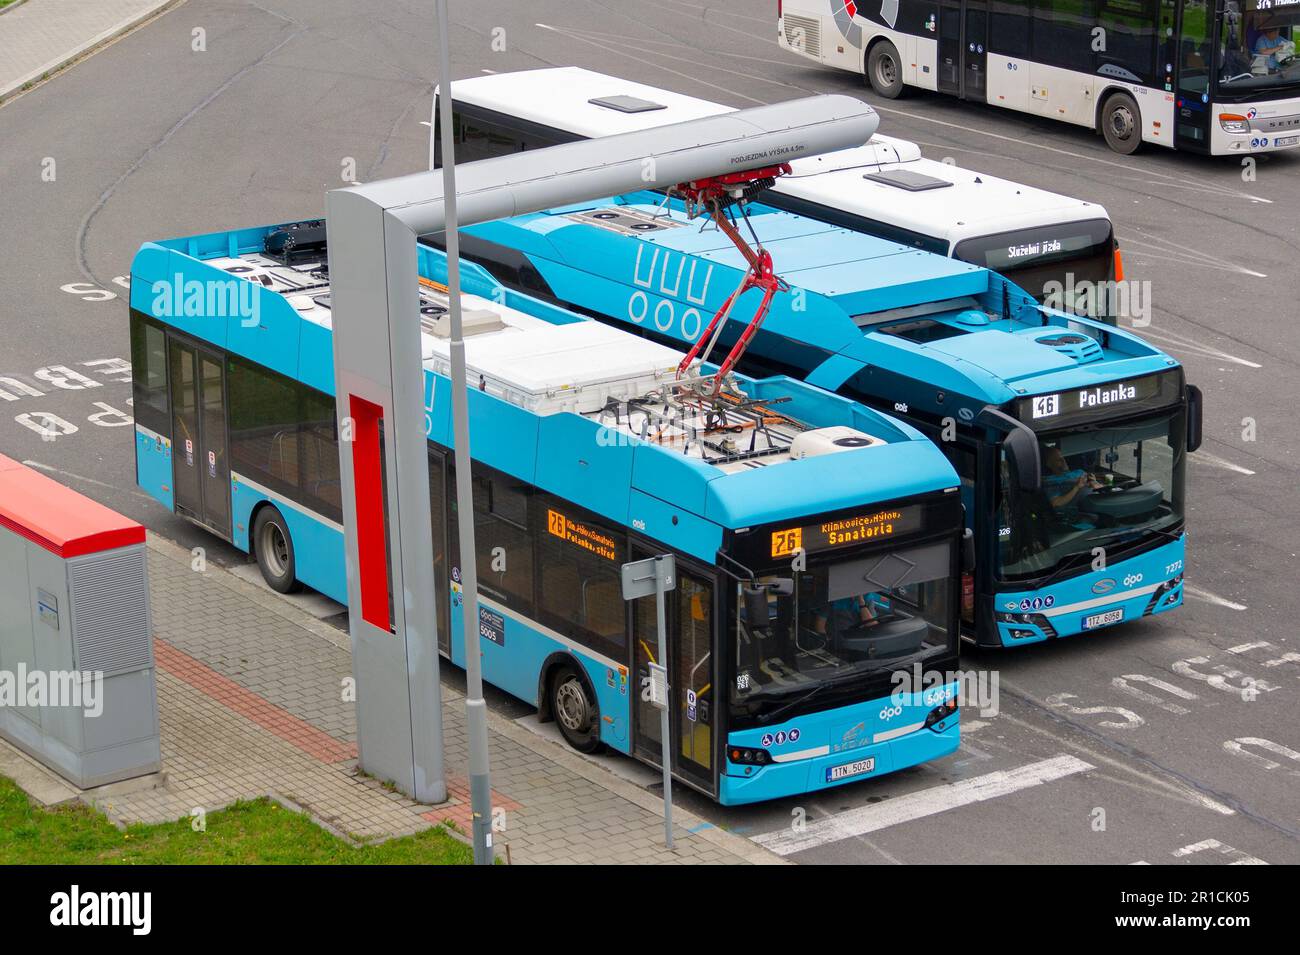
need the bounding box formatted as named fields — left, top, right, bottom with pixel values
left=54, top=535, right=774, bottom=864
left=0, top=0, right=178, bottom=102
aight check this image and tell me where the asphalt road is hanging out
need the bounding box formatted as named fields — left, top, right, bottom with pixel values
left=0, top=0, right=1296, bottom=864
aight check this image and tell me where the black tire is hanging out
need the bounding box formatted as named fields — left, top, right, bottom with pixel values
left=866, top=41, right=906, bottom=99
left=252, top=505, right=302, bottom=594
left=550, top=664, right=602, bottom=754
left=1101, top=92, right=1142, bottom=155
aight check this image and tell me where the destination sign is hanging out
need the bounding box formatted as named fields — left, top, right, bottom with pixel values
left=770, top=506, right=923, bottom=558
left=1017, top=372, right=1174, bottom=428
left=547, top=508, right=619, bottom=562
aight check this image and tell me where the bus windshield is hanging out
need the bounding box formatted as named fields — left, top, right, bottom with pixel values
left=998, top=410, right=1186, bottom=581
left=729, top=538, right=954, bottom=724
left=1216, top=1, right=1300, bottom=94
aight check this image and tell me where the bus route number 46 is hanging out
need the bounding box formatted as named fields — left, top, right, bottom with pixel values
left=1031, top=394, right=1060, bottom=419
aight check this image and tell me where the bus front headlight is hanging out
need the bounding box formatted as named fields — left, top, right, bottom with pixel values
left=1219, top=114, right=1251, bottom=134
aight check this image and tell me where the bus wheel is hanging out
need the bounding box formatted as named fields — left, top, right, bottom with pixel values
left=253, top=505, right=302, bottom=594
left=867, top=41, right=906, bottom=99
left=1101, top=93, right=1142, bottom=155
left=551, top=665, right=602, bottom=754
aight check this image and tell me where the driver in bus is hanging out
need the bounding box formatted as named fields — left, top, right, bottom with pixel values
left=1255, top=23, right=1289, bottom=70
left=1043, top=446, right=1104, bottom=512
left=811, top=593, right=879, bottom=637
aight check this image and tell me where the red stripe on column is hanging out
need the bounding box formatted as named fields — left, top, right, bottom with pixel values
left=349, top=395, right=391, bottom=632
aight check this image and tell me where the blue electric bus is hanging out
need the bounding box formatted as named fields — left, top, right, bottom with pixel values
left=128, top=221, right=965, bottom=804
left=425, top=193, right=1203, bottom=648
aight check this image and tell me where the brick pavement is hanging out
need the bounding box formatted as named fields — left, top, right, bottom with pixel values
left=72, top=535, right=778, bottom=864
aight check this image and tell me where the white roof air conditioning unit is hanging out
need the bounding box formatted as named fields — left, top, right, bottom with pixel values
left=789, top=426, right=883, bottom=460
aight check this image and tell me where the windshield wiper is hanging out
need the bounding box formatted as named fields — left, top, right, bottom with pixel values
left=1027, top=520, right=1183, bottom=591
left=1033, top=550, right=1095, bottom=590
left=756, top=672, right=864, bottom=725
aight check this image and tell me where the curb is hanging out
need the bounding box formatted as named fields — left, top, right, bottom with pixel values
left=145, top=532, right=786, bottom=865
left=0, top=1, right=33, bottom=19
left=0, top=0, right=184, bottom=104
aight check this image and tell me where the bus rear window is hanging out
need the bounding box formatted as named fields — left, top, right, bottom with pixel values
left=952, top=218, right=1115, bottom=315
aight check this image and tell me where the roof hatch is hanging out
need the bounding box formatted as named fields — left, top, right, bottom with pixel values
left=588, top=95, right=666, bottom=114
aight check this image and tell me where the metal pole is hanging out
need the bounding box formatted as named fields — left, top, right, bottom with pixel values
left=655, top=556, right=674, bottom=849
left=436, top=0, right=494, bottom=866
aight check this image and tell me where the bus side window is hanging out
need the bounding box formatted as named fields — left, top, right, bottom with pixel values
left=1031, top=0, right=1098, bottom=73
left=532, top=490, right=628, bottom=661
left=471, top=467, right=535, bottom=614
left=129, top=310, right=170, bottom=435
left=300, top=387, right=341, bottom=522
left=990, top=0, right=1031, bottom=58
left=1096, top=0, right=1157, bottom=84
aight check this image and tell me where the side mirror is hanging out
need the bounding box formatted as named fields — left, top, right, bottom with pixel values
left=977, top=406, right=1042, bottom=494
left=1186, top=383, right=1203, bottom=453
left=1003, top=425, right=1043, bottom=494
left=743, top=586, right=770, bottom=632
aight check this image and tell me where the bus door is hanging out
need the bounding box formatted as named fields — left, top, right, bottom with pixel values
left=963, top=0, right=990, bottom=102
left=938, top=0, right=963, bottom=95
left=1173, top=0, right=1213, bottom=150
left=168, top=338, right=231, bottom=538
left=630, top=547, right=717, bottom=795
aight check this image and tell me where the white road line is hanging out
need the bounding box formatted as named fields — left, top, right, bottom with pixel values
left=751, top=754, right=1093, bottom=856
left=1188, top=450, right=1256, bottom=476
left=535, top=23, right=768, bottom=104
left=22, top=459, right=118, bottom=490
left=22, top=459, right=154, bottom=501
left=1118, top=236, right=1268, bottom=278
left=1137, top=326, right=1264, bottom=369
left=1184, top=585, right=1248, bottom=611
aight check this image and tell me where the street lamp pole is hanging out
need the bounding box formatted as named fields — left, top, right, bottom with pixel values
left=435, top=0, right=494, bottom=866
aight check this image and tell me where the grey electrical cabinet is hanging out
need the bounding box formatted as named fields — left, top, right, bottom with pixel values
left=0, top=455, right=160, bottom=788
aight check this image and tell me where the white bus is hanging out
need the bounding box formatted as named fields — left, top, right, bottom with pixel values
left=777, top=0, right=1300, bottom=155
left=430, top=67, right=1120, bottom=319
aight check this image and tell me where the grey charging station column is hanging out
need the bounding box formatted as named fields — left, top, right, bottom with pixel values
left=326, top=94, right=877, bottom=804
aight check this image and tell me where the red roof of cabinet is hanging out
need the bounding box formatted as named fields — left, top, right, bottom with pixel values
left=0, top=454, right=145, bottom=558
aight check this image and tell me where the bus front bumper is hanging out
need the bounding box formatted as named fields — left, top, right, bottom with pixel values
left=991, top=536, right=1185, bottom=647
left=719, top=710, right=959, bottom=806
left=1212, top=99, right=1300, bottom=154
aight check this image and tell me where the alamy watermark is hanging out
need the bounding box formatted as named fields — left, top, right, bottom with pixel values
left=1042, top=272, right=1152, bottom=328
left=890, top=662, right=1000, bottom=717
left=0, top=664, right=104, bottom=717
left=151, top=274, right=261, bottom=328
